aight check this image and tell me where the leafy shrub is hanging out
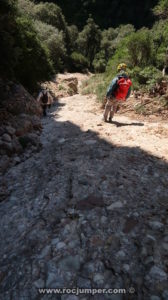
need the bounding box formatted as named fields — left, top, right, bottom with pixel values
left=34, top=20, right=67, bottom=72
left=33, top=2, right=66, bottom=30
left=14, top=17, right=53, bottom=90
left=134, top=104, right=147, bottom=115
left=70, top=52, right=89, bottom=71
left=153, top=0, right=168, bottom=19
left=0, top=0, right=53, bottom=90
left=160, top=94, right=168, bottom=107
left=17, top=0, right=35, bottom=17
left=105, top=38, right=130, bottom=80
left=67, top=25, right=79, bottom=52
left=81, top=74, right=107, bottom=102
left=127, top=29, right=154, bottom=67
left=93, top=51, right=106, bottom=73
left=77, top=17, right=101, bottom=69
left=129, top=66, right=162, bottom=91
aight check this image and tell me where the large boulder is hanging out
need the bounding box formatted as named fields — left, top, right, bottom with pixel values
left=0, top=79, right=42, bottom=118
left=0, top=79, right=43, bottom=171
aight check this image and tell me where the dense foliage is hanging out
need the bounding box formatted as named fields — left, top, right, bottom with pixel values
left=1, top=0, right=168, bottom=96
left=81, top=0, right=168, bottom=101
left=0, top=0, right=53, bottom=90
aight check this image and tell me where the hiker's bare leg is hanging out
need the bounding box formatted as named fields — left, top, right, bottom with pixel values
left=104, top=98, right=113, bottom=121
left=109, top=99, right=117, bottom=121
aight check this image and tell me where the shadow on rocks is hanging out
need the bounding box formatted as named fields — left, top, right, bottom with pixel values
left=0, top=110, right=168, bottom=300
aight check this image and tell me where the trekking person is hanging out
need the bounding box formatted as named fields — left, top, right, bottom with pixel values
left=104, top=63, right=132, bottom=122
left=37, top=87, right=53, bottom=117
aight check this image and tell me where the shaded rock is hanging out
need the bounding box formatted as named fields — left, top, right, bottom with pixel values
left=12, top=139, right=23, bottom=154
left=19, top=133, right=40, bottom=149
left=145, top=235, right=156, bottom=244
left=38, top=245, right=51, bottom=259
left=162, top=243, right=168, bottom=252
left=90, top=235, right=104, bottom=247
left=58, top=138, right=66, bottom=144
left=46, top=272, right=64, bottom=288
left=122, top=264, right=130, bottom=273
left=0, top=271, right=6, bottom=284
left=34, top=278, right=45, bottom=288
left=56, top=242, right=66, bottom=250
left=84, top=139, right=97, bottom=145
left=13, top=156, right=21, bottom=165
left=2, top=133, right=12, bottom=142
left=123, top=217, right=139, bottom=233
left=0, top=126, right=5, bottom=136
left=149, top=221, right=164, bottom=230
left=61, top=296, right=79, bottom=300
left=15, top=118, right=33, bottom=137
left=82, top=262, right=95, bottom=278
left=78, top=177, right=89, bottom=185
left=58, top=255, right=81, bottom=271
left=0, top=141, right=13, bottom=155
left=93, top=273, right=104, bottom=285
left=5, top=126, right=16, bottom=136
left=68, top=81, right=78, bottom=94
left=76, top=194, right=104, bottom=210
left=150, top=296, right=161, bottom=300
left=105, top=235, right=121, bottom=250
left=107, top=201, right=123, bottom=210
left=0, top=155, right=10, bottom=173
left=162, top=290, right=168, bottom=299
left=31, top=116, right=42, bottom=131
left=0, top=80, right=41, bottom=116
left=148, top=266, right=167, bottom=282
left=116, top=250, right=126, bottom=260
left=144, top=256, right=154, bottom=266
left=77, top=277, right=91, bottom=288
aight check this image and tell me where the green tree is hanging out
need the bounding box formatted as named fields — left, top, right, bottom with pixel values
left=93, top=51, right=106, bottom=73
left=77, top=17, right=101, bottom=69
left=33, top=2, right=71, bottom=51
left=34, top=20, right=67, bottom=71
left=17, top=0, right=35, bottom=17
left=70, top=52, right=89, bottom=71
left=151, top=20, right=168, bottom=68
left=100, top=24, right=135, bottom=63
left=152, top=0, right=168, bottom=72
left=67, top=25, right=79, bottom=52
left=153, top=0, right=168, bottom=19
left=127, top=29, right=154, bottom=67
left=0, top=0, right=53, bottom=90
left=14, top=17, right=53, bottom=90
left=34, top=2, right=66, bottom=30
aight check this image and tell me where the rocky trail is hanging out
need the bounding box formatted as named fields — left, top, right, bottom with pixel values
left=0, top=84, right=168, bottom=300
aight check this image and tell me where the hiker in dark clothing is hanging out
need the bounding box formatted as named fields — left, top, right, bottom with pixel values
left=37, top=88, right=53, bottom=117
left=104, top=63, right=132, bottom=122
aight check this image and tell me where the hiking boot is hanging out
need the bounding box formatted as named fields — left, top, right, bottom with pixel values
left=103, top=116, right=108, bottom=122
left=109, top=117, right=112, bottom=122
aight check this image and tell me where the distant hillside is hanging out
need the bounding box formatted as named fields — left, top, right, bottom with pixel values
left=44, top=0, right=158, bottom=29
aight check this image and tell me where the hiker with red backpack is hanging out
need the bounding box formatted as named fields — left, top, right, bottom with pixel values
left=37, top=87, right=53, bottom=117
left=104, top=63, right=132, bottom=122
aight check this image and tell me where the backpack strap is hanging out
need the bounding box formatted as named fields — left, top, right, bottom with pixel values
left=106, top=76, right=119, bottom=97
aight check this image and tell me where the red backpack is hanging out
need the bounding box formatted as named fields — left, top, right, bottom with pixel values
left=114, top=77, right=132, bottom=101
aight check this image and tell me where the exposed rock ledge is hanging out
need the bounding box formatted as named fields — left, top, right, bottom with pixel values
left=0, top=79, right=42, bottom=174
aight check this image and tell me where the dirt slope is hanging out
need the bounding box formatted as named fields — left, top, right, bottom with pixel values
left=57, top=93, right=168, bottom=161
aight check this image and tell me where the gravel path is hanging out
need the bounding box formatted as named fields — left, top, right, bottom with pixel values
left=0, top=93, right=168, bottom=300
